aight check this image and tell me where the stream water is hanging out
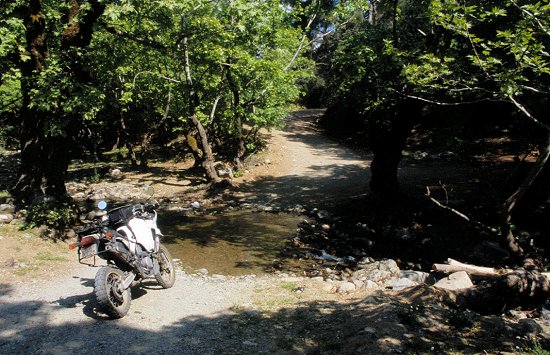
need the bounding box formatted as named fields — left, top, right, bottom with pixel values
left=158, top=210, right=302, bottom=276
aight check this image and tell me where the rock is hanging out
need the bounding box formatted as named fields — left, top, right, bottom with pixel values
left=518, top=318, right=542, bottom=337
left=316, top=210, right=331, bottom=221
left=211, top=274, right=227, bottom=281
left=399, top=270, right=435, bottom=284
left=363, top=280, right=377, bottom=289
left=195, top=268, right=208, bottom=275
left=357, top=257, right=375, bottom=266
left=64, top=229, right=76, bottom=239
left=352, top=279, right=364, bottom=289
left=391, top=278, right=418, bottom=291
left=191, top=201, right=201, bottom=209
left=337, top=281, right=356, bottom=294
left=322, top=282, right=336, bottom=293
left=88, top=194, right=106, bottom=201
left=0, top=214, right=14, bottom=224
left=363, top=296, right=382, bottom=304
left=0, top=204, right=15, bottom=213
left=434, top=271, right=473, bottom=290
left=72, top=192, right=87, bottom=200
left=379, top=259, right=399, bottom=273
left=109, top=168, right=123, bottom=178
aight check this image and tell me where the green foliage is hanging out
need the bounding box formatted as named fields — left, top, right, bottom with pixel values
left=24, top=202, right=78, bottom=230
left=1, top=0, right=312, bottom=188
left=320, top=0, right=550, bottom=140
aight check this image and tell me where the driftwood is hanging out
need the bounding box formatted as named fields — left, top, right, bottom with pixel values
left=433, top=259, right=550, bottom=314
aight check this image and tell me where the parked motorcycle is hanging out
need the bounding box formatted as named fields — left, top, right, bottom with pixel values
left=70, top=187, right=175, bottom=318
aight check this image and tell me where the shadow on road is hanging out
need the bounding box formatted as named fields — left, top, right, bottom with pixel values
left=0, top=284, right=530, bottom=354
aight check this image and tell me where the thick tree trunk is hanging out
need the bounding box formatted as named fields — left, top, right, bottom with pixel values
left=13, top=0, right=69, bottom=204
left=369, top=101, right=420, bottom=198
left=13, top=0, right=105, bottom=204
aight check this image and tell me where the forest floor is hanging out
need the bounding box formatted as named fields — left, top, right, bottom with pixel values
left=0, top=110, right=549, bottom=354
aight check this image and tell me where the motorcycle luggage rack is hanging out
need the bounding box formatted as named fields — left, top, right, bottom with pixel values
left=78, top=247, right=108, bottom=266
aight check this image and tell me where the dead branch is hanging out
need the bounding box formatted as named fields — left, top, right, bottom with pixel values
left=432, top=258, right=509, bottom=276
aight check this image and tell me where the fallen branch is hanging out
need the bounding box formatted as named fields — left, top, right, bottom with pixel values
left=432, top=258, right=509, bottom=276
left=426, top=186, right=470, bottom=222
left=433, top=259, right=550, bottom=314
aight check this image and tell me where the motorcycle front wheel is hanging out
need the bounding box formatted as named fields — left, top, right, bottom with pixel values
left=94, top=266, right=132, bottom=318
left=154, top=244, right=176, bottom=288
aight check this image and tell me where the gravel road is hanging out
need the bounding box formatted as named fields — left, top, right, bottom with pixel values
left=0, top=110, right=373, bottom=354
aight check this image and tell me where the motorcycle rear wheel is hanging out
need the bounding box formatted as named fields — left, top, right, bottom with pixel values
left=154, top=244, right=176, bottom=288
left=94, top=266, right=132, bottom=318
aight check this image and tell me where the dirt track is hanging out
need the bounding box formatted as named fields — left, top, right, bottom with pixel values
left=0, top=110, right=374, bottom=354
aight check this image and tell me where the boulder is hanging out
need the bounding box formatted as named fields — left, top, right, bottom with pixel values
left=0, top=214, right=14, bottom=224
left=391, top=278, right=418, bottom=291
left=0, top=204, right=15, bottom=213
left=434, top=271, right=473, bottom=290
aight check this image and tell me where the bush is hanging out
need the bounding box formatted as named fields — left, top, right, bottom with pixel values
left=24, top=202, right=78, bottom=230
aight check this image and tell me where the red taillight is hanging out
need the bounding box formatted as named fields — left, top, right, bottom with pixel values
left=80, top=235, right=96, bottom=247
left=68, top=243, right=78, bottom=250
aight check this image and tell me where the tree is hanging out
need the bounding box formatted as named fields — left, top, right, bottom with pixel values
left=395, top=0, right=550, bottom=256
left=320, top=0, right=432, bottom=198
left=319, top=0, right=550, bottom=257
left=3, top=0, right=106, bottom=204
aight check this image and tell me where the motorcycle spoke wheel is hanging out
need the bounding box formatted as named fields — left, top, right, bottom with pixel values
left=154, top=244, right=176, bottom=289
left=94, top=266, right=132, bottom=318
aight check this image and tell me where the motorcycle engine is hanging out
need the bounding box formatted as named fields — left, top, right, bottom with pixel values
left=135, top=245, right=154, bottom=273
left=141, top=255, right=153, bottom=270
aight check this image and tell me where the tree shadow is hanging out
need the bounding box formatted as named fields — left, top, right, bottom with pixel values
left=0, top=284, right=541, bottom=354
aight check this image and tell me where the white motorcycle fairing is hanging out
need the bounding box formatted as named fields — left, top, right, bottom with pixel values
left=116, top=217, right=157, bottom=253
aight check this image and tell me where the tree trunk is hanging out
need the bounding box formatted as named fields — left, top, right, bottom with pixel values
left=368, top=1, right=377, bottom=25
left=13, top=0, right=105, bottom=205
left=118, top=109, right=138, bottom=169
left=432, top=259, right=550, bottom=315
left=140, top=89, right=172, bottom=170
left=369, top=101, right=420, bottom=198
left=12, top=0, right=68, bottom=204
left=225, top=60, right=246, bottom=170
left=500, top=135, right=550, bottom=258
left=181, top=26, right=220, bottom=183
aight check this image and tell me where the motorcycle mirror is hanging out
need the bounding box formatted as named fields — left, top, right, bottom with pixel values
left=98, top=201, right=107, bottom=210
left=144, top=185, right=155, bottom=199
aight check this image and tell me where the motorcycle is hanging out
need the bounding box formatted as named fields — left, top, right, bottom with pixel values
left=70, top=187, right=176, bottom=318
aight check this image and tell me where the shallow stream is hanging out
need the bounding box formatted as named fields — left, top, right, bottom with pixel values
left=158, top=210, right=302, bottom=276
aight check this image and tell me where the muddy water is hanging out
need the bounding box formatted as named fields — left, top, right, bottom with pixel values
left=158, top=210, right=302, bottom=276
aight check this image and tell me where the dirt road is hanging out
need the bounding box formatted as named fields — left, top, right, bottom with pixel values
left=0, top=110, right=374, bottom=354
left=236, top=109, right=370, bottom=208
